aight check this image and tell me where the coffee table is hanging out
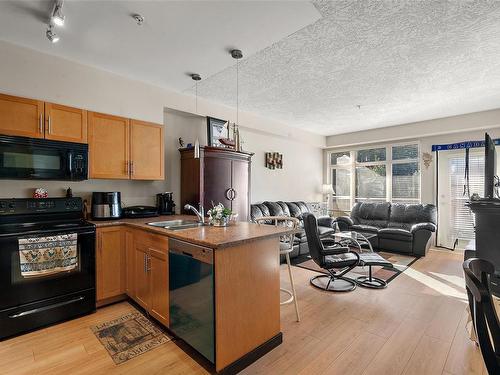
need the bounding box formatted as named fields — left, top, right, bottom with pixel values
left=333, top=231, right=376, bottom=253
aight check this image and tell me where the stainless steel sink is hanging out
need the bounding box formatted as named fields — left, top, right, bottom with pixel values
left=147, top=220, right=204, bottom=231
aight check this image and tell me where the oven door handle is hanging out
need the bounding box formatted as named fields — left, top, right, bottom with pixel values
left=8, top=296, right=85, bottom=318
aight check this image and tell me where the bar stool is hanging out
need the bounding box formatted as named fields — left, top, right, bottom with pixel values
left=255, top=216, right=300, bottom=322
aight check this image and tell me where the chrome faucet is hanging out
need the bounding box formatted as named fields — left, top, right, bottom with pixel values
left=184, top=203, right=204, bottom=223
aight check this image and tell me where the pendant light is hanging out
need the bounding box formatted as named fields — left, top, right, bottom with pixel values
left=230, top=49, right=243, bottom=151
left=191, top=73, right=201, bottom=158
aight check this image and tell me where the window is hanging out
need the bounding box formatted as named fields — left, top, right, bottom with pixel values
left=328, top=143, right=420, bottom=212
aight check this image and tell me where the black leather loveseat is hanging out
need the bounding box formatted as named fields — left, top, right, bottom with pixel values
left=336, top=202, right=437, bottom=257
left=250, top=201, right=336, bottom=259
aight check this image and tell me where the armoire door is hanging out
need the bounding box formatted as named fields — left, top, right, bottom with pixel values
left=203, top=155, right=232, bottom=213
left=231, top=159, right=250, bottom=221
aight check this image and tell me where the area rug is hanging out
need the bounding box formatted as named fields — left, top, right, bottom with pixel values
left=291, top=250, right=418, bottom=284
left=90, top=311, right=171, bottom=364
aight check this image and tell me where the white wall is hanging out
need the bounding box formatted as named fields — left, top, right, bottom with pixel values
left=0, top=41, right=324, bottom=207
left=163, top=109, right=323, bottom=204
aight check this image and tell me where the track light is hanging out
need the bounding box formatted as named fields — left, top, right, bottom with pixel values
left=46, top=25, right=60, bottom=43
left=51, top=1, right=65, bottom=27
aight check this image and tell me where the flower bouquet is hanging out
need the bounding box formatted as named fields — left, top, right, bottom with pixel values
left=207, top=203, right=232, bottom=227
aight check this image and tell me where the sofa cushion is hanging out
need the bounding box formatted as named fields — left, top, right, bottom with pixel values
left=276, top=201, right=291, bottom=216
left=250, top=203, right=270, bottom=222
left=351, top=202, right=390, bottom=228
left=389, top=203, right=437, bottom=224
left=286, top=202, right=303, bottom=218
left=378, top=228, right=413, bottom=241
left=264, top=201, right=286, bottom=217
left=351, top=224, right=380, bottom=234
left=295, top=226, right=334, bottom=240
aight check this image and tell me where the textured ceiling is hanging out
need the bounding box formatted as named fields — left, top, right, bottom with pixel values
left=0, top=1, right=319, bottom=92
left=194, top=0, right=500, bottom=135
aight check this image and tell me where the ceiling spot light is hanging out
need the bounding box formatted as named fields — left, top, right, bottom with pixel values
left=46, top=25, right=60, bottom=43
left=132, top=14, right=145, bottom=26
left=51, top=1, right=65, bottom=27
left=191, top=74, right=201, bottom=81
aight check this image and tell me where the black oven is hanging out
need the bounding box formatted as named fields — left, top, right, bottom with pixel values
left=0, top=135, right=88, bottom=180
left=0, top=198, right=95, bottom=340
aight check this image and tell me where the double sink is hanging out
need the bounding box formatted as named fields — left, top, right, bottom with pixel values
left=147, top=219, right=204, bottom=231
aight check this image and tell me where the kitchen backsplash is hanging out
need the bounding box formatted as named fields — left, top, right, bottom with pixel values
left=0, top=179, right=168, bottom=208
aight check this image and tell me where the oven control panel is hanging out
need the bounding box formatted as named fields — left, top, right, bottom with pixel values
left=0, top=198, right=82, bottom=215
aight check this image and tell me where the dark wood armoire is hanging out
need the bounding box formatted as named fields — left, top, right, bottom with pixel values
left=180, top=147, right=253, bottom=221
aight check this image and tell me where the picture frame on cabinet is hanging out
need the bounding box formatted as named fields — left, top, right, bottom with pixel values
left=207, top=117, right=229, bottom=147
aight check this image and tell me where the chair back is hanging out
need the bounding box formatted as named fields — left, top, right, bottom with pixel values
left=255, top=216, right=299, bottom=250
left=463, top=258, right=500, bottom=374
left=303, top=213, right=325, bottom=266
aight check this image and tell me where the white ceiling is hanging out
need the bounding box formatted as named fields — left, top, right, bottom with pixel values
left=0, top=1, right=319, bottom=90
left=2, top=1, right=500, bottom=136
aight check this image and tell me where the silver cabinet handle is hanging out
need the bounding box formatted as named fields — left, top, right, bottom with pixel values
left=48, top=115, right=52, bottom=134
left=146, top=254, right=152, bottom=272
left=39, top=114, right=43, bottom=134
left=225, top=188, right=232, bottom=200
left=231, top=189, right=237, bottom=200
left=130, top=161, right=134, bottom=176
left=144, top=253, right=147, bottom=273
left=125, top=161, right=129, bottom=174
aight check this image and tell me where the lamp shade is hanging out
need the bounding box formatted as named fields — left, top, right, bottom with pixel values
left=322, top=184, right=335, bottom=195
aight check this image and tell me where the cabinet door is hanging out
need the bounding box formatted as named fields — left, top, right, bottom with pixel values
left=45, top=102, right=87, bottom=143
left=0, top=93, right=44, bottom=138
left=96, top=227, right=125, bottom=301
left=203, top=155, right=232, bottom=213
left=134, top=243, right=150, bottom=310
left=88, top=112, right=130, bottom=179
left=231, top=159, right=250, bottom=221
left=149, top=247, right=169, bottom=327
left=124, top=229, right=135, bottom=297
left=130, top=120, right=164, bottom=180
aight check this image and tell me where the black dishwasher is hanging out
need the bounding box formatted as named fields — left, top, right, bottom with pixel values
left=168, top=239, right=214, bottom=363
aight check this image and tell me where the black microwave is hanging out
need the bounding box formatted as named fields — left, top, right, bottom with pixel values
left=0, top=136, right=88, bottom=180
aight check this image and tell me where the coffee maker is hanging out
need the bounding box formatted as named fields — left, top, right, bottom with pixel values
left=156, top=192, right=176, bottom=215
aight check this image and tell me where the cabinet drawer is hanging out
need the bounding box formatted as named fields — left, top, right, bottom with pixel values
left=135, top=231, right=169, bottom=254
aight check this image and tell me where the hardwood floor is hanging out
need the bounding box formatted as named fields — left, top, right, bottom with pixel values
left=0, top=249, right=486, bottom=375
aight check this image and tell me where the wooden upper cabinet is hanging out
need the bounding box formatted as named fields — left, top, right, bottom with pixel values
left=130, top=120, right=164, bottom=180
left=88, top=112, right=130, bottom=179
left=44, top=103, right=87, bottom=143
left=0, top=93, right=44, bottom=138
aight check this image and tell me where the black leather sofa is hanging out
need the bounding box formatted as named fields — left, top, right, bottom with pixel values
left=250, top=201, right=336, bottom=259
left=336, top=202, right=437, bottom=257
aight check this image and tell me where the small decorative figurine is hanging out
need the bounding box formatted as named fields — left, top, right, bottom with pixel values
left=178, top=137, right=185, bottom=149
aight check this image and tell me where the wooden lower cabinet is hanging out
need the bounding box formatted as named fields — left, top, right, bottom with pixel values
left=133, top=242, right=151, bottom=310
left=96, top=227, right=126, bottom=302
left=149, top=247, right=169, bottom=326
left=129, top=231, right=170, bottom=327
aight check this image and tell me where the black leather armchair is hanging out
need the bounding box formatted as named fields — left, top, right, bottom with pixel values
left=337, top=202, right=437, bottom=256
left=250, top=201, right=336, bottom=259
left=303, top=213, right=359, bottom=292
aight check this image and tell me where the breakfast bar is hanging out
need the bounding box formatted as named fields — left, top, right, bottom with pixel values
left=92, top=216, right=294, bottom=374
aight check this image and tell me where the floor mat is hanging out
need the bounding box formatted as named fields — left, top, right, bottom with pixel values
left=90, top=310, right=171, bottom=364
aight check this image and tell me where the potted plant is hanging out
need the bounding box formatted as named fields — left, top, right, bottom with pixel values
left=207, top=203, right=232, bottom=227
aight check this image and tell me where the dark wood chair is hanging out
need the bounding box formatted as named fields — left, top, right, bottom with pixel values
left=463, top=258, right=500, bottom=374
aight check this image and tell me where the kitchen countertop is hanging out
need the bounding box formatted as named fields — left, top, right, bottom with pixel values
left=89, top=215, right=295, bottom=249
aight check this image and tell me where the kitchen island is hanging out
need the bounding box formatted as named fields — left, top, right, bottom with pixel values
left=91, top=215, right=294, bottom=374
